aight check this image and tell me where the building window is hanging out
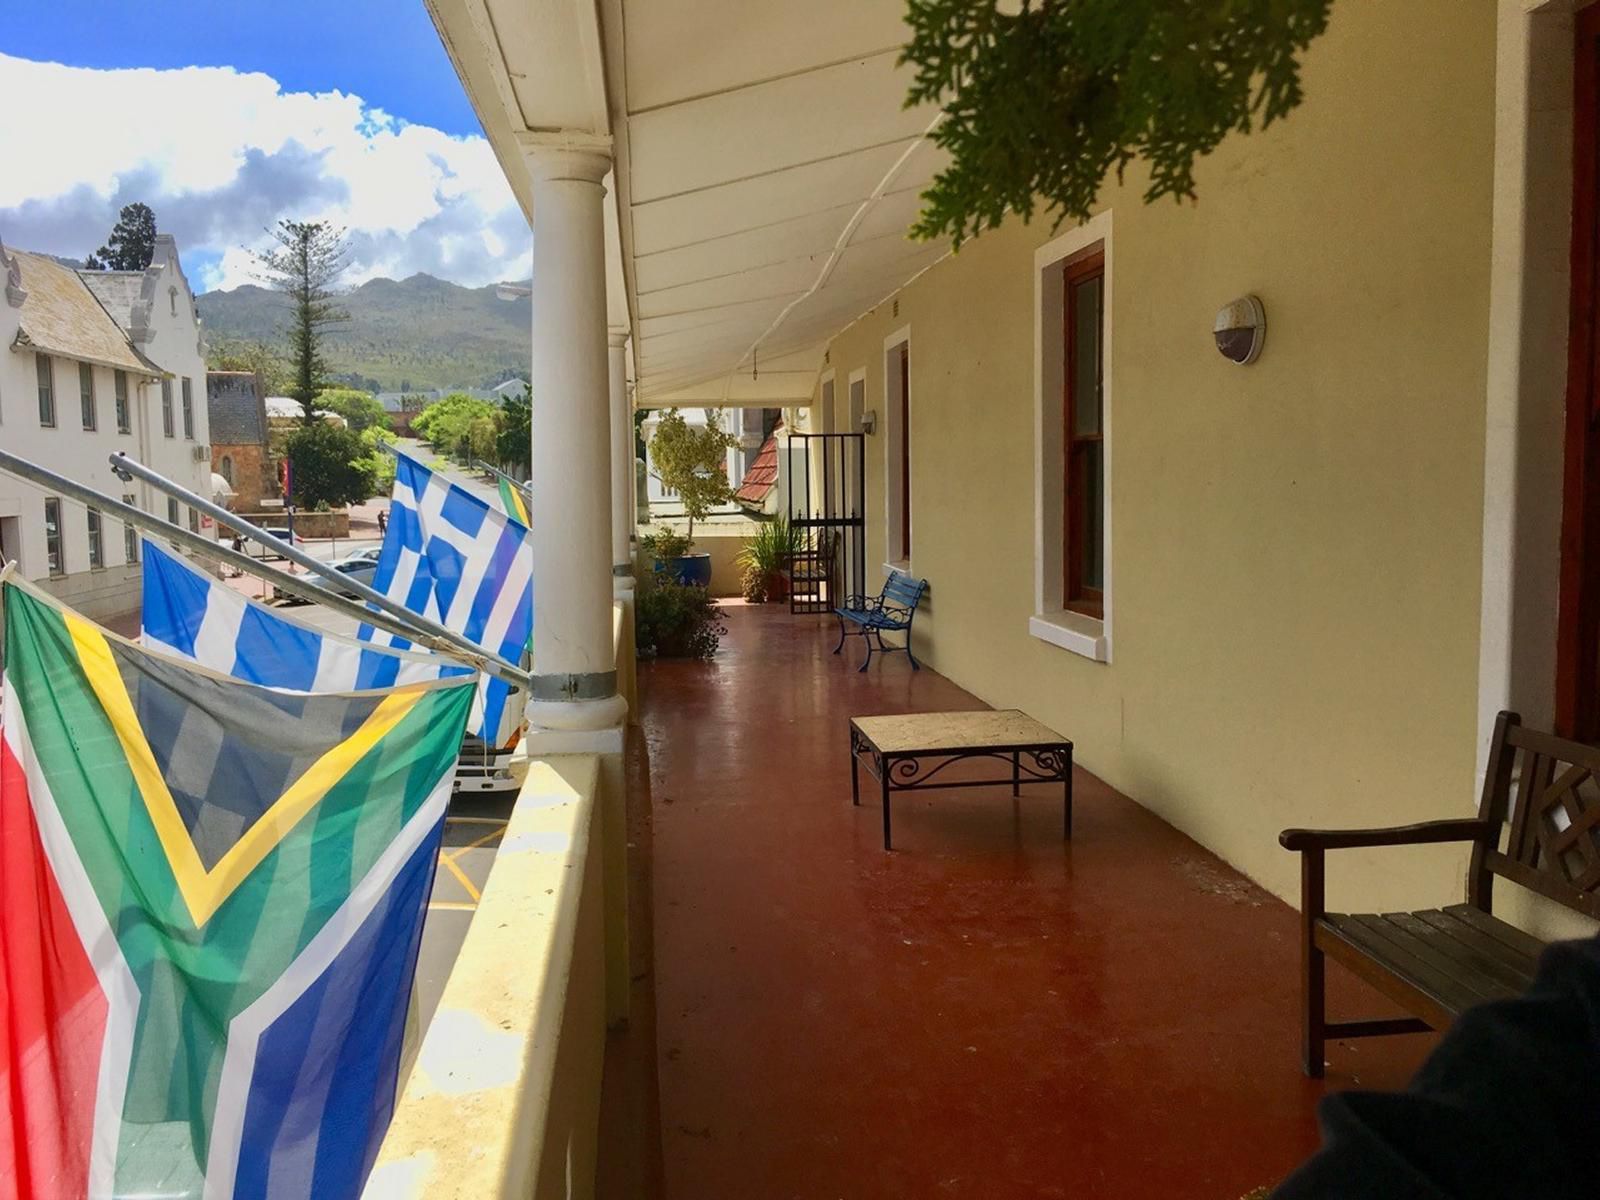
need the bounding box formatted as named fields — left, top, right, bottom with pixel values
left=883, top=329, right=912, bottom=566
left=188, top=506, right=200, bottom=534
left=181, top=377, right=194, bottom=439
left=115, top=370, right=130, bottom=434
left=44, top=498, right=63, bottom=575
left=80, top=362, right=97, bottom=431
left=1031, top=211, right=1112, bottom=662
left=37, top=354, right=54, bottom=427
left=123, top=495, right=139, bottom=564
left=87, top=507, right=104, bottom=568
left=166, top=496, right=180, bottom=525
left=220, top=454, right=234, bottom=484
left=1063, top=249, right=1105, bottom=617
left=161, top=378, right=174, bottom=437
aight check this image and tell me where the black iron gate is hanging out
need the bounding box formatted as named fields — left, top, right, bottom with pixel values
left=784, top=432, right=866, bottom=614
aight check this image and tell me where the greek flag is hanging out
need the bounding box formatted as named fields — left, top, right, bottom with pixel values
left=360, top=450, right=532, bottom=745
left=140, top=538, right=475, bottom=694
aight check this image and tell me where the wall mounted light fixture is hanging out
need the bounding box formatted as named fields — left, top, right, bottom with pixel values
left=860, top=409, right=878, bottom=435
left=1214, top=295, right=1266, bottom=365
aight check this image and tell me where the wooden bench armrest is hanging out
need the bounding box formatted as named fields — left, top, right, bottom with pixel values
left=1279, top=817, right=1491, bottom=853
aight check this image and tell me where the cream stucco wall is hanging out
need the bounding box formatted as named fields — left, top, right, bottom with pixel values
left=818, top=0, right=1498, bottom=911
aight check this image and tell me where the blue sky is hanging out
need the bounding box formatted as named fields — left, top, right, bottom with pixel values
left=5, top=0, right=483, bottom=137
left=0, top=1, right=529, bottom=291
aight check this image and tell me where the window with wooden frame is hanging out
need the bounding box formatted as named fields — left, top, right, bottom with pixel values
left=114, top=370, right=130, bottom=433
left=87, top=507, right=103, bottom=569
left=897, top=342, right=911, bottom=561
left=44, top=497, right=63, bottom=575
left=1559, top=3, right=1600, bottom=741
left=36, top=354, right=54, bottom=427
left=80, top=362, right=96, bottom=431
left=122, top=495, right=139, bottom=564
left=1063, top=249, right=1106, bottom=618
left=161, top=378, right=174, bottom=438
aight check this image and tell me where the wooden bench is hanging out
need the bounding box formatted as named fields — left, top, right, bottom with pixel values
left=1280, top=711, right=1600, bottom=1077
left=832, top=569, right=927, bottom=672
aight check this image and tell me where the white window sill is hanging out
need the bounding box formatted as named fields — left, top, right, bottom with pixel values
left=1030, top=611, right=1109, bottom=662
left=883, top=560, right=911, bottom=575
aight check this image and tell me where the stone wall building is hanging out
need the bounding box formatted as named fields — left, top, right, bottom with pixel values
left=206, top=371, right=273, bottom=510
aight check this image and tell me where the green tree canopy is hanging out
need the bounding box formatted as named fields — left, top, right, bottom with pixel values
left=411, top=393, right=497, bottom=458
left=496, top=388, right=531, bottom=476
left=283, top=422, right=377, bottom=509
left=208, top=339, right=290, bottom=396
left=84, top=202, right=158, bottom=271
left=251, top=220, right=350, bottom=423
left=359, top=426, right=397, bottom=496
left=648, top=409, right=738, bottom=542
left=316, top=387, right=390, bottom=433
left=901, top=0, right=1332, bottom=246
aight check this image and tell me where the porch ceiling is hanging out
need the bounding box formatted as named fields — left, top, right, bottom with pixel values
left=425, top=0, right=952, bottom=408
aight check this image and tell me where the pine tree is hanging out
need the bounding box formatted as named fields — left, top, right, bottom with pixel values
left=250, top=221, right=350, bottom=424
left=84, top=202, right=158, bottom=271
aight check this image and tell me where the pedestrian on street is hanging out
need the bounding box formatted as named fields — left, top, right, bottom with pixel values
left=377, top=508, right=388, bottom=535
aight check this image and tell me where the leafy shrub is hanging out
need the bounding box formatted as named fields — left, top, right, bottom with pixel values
left=640, top=529, right=691, bottom=561
left=736, top=517, right=798, bottom=603
left=283, top=422, right=376, bottom=509
left=635, top=581, right=725, bottom=660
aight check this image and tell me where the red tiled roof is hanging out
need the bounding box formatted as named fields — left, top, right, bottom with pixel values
left=734, top=424, right=781, bottom=505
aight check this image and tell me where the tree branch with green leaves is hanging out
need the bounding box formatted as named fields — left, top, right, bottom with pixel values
left=901, top=0, right=1332, bottom=247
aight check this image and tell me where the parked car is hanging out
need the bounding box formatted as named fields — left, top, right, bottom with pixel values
left=236, top=526, right=305, bottom=561
left=274, top=546, right=383, bottom=602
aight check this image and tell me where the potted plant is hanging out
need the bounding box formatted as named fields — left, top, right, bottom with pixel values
left=737, top=516, right=800, bottom=603
left=640, top=528, right=693, bottom=581
left=647, top=409, right=738, bottom=586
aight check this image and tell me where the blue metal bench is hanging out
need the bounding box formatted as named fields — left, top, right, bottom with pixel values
left=832, top=570, right=927, bottom=672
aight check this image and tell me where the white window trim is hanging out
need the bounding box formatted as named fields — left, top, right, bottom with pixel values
left=883, top=324, right=912, bottom=572
left=1032, top=210, right=1113, bottom=663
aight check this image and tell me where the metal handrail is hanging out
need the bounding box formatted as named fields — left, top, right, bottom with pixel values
left=107, top=452, right=530, bottom=687
left=472, top=459, right=532, bottom=501
left=0, top=447, right=471, bottom=660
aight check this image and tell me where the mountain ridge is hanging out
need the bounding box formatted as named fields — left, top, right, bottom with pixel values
left=197, top=273, right=533, bottom=394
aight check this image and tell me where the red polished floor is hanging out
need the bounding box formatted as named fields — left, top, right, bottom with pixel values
left=638, top=604, right=1429, bottom=1199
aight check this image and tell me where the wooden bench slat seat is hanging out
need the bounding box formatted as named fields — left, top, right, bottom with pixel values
left=1316, top=907, right=1536, bottom=1029
left=832, top=569, right=927, bottom=672
left=1281, top=711, right=1600, bottom=1076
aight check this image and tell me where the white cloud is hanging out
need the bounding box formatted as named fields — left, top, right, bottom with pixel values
left=0, top=53, right=530, bottom=292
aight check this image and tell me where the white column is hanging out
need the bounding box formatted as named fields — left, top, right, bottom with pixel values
left=609, top=329, right=635, bottom=594
left=524, top=140, right=627, bottom=735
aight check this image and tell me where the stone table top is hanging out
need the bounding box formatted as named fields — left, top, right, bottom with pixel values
left=850, top=710, right=1070, bottom=754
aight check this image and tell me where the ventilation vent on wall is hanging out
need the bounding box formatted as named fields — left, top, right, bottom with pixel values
left=893, top=298, right=899, bottom=318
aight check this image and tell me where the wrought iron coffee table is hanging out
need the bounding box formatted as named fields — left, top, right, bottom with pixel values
left=848, top=710, right=1074, bottom=850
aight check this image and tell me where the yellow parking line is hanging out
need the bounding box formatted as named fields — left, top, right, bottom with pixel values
left=428, top=900, right=477, bottom=912
left=440, top=854, right=481, bottom=904
left=443, top=827, right=506, bottom=859
left=445, top=816, right=507, bottom=826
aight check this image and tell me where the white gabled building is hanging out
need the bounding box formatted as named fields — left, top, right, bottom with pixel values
left=0, top=234, right=213, bottom=618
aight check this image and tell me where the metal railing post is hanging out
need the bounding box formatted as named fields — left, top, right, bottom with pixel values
left=105, top=452, right=529, bottom=686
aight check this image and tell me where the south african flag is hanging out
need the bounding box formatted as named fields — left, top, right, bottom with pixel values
left=0, top=571, right=475, bottom=1198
